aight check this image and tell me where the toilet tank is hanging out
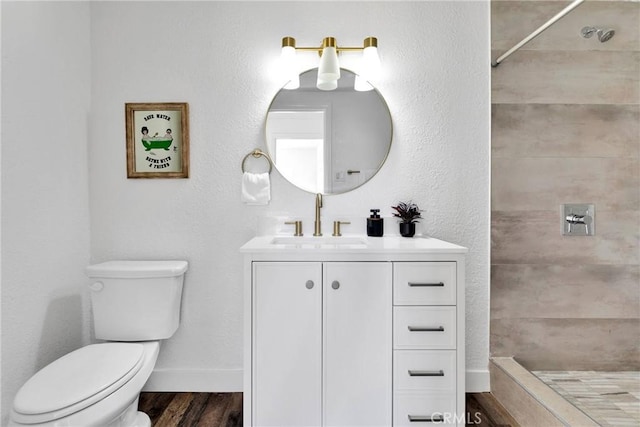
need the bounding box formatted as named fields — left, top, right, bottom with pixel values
left=86, top=260, right=188, bottom=341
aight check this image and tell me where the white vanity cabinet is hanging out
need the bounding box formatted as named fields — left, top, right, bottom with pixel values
left=241, top=236, right=467, bottom=427
left=392, top=262, right=459, bottom=426
left=252, top=261, right=392, bottom=426
left=252, top=262, right=323, bottom=426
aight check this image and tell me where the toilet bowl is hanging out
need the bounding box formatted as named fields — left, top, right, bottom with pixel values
left=10, top=260, right=188, bottom=427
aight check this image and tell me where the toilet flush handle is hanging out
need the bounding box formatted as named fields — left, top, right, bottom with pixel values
left=89, top=281, right=104, bottom=292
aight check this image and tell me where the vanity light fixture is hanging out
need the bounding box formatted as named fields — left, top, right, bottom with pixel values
left=281, top=37, right=300, bottom=90
left=281, top=36, right=381, bottom=91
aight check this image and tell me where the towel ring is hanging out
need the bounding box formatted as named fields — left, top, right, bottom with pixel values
left=241, top=149, right=272, bottom=173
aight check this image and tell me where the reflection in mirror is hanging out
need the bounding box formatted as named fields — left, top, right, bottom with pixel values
left=266, top=68, right=392, bottom=195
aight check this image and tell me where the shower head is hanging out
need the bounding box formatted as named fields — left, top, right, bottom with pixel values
left=581, top=26, right=615, bottom=43
left=597, top=29, right=615, bottom=43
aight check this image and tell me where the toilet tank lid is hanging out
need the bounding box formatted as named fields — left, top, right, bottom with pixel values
left=86, top=260, right=188, bottom=278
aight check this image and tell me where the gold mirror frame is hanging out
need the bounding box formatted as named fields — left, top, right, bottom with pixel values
left=265, top=69, right=392, bottom=195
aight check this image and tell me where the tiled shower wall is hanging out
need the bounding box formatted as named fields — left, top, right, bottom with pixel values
left=490, top=0, right=640, bottom=370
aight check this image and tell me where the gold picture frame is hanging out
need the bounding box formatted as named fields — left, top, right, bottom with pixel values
left=125, top=102, right=189, bottom=178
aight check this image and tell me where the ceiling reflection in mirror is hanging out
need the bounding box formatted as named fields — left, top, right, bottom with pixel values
left=265, top=68, right=392, bottom=195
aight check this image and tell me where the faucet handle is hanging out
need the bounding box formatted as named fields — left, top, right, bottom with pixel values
left=565, top=213, right=592, bottom=234
left=285, top=221, right=303, bottom=236
left=332, top=221, right=351, bottom=237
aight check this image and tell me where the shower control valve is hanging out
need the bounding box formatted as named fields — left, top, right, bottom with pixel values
left=562, top=204, right=595, bottom=236
left=566, top=213, right=591, bottom=234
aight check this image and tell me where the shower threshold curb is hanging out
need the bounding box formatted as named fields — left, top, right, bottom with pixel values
left=489, top=357, right=600, bottom=427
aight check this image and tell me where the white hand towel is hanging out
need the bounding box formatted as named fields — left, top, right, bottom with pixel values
left=242, top=172, right=271, bottom=205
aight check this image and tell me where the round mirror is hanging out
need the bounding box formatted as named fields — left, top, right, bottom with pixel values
left=265, top=68, right=392, bottom=195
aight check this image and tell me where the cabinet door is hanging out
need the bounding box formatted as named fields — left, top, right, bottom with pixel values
left=253, top=262, right=322, bottom=426
left=323, top=262, right=392, bottom=427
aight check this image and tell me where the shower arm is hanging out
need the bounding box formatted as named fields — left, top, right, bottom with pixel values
left=491, top=0, right=586, bottom=67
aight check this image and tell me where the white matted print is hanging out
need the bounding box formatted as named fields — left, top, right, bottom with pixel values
left=125, top=103, right=189, bottom=178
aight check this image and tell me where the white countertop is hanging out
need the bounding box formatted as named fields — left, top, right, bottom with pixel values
left=240, top=235, right=468, bottom=255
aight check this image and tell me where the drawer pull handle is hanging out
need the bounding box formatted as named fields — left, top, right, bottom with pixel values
left=408, top=326, right=445, bottom=332
left=408, top=369, right=444, bottom=377
left=408, top=415, right=445, bottom=423
left=408, top=282, right=445, bottom=287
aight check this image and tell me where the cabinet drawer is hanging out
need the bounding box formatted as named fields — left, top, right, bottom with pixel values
left=394, top=350, right=456, bottom=392
left=394, top=307, right=456, bottom=349
left=393, top=393, right=457, bottom=426
left=394, top=262, right=456, bottom=305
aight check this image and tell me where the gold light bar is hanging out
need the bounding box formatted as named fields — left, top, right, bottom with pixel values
left=281, top=36, right=378, bottom=54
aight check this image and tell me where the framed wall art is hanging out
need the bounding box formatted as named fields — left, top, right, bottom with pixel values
left=125, top=102, right=189, bottom=178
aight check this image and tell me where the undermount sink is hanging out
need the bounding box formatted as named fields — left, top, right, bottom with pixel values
left=270, top=236, right=368, bottom=246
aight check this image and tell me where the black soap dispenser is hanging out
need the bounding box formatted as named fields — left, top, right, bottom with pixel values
left=367, top=209, right=384, bottom=237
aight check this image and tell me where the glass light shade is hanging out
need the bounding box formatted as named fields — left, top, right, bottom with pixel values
left=281, top=45, right=300, bottom=90
left=316, top=77, right=338, bottom=91
left=360, top=45, right=381, bottom=81
left=285, top=75, right=300, bottom=90
left=317, top=46, right=340, bottom=90
left=354, top=74, right=373, bottom=92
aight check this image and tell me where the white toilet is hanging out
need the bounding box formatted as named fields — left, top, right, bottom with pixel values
left=10, top=260, right=188, bottom=427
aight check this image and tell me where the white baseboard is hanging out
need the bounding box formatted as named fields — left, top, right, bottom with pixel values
left=143, top=368, right=243, bottom=392
left=143, top=368, right=489, bottom=394
left=466, top=369, right=490, bottom=392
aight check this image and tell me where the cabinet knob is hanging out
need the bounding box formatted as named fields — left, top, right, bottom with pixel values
left=331, top=280, right=340, bottom=290
left=305, top=280, right=314, bottom=289
left=89, top=281, right=104, bottom=292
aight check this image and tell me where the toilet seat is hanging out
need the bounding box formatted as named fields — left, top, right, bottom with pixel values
left=12, top=343, right=144, bottom=424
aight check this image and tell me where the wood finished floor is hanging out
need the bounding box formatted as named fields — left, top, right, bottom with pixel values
left=138, top=392, right=519, bottom=427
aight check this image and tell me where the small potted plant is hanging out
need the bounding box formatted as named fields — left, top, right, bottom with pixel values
left=391, top=202, right=422, bottom=237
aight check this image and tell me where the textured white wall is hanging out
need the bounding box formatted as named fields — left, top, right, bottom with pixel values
left=89, top=1, right=490, bottom=392
left=1, top=2, right=91, bottom=423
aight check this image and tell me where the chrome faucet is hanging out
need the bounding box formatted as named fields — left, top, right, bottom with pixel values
left=314, top=193, right=323, bottom=236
